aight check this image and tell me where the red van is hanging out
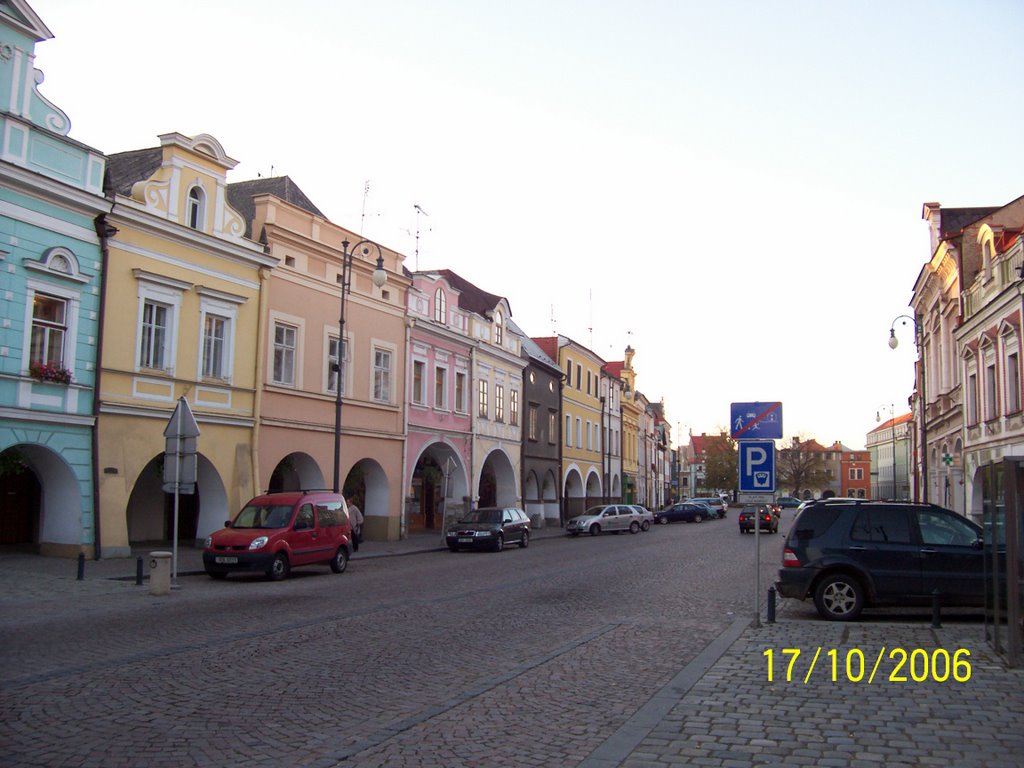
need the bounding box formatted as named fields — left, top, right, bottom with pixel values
left=203, top=491, right=353, bottom=580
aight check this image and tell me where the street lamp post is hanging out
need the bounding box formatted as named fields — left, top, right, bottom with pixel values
left=876, top=403, right=897, bottom=500
left=888, top=314, right=927, bottom=504
left=332, top=239, right=388, bottom=494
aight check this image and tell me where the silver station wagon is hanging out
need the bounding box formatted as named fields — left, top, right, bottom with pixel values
left=566, top=504, right=642, bottom=536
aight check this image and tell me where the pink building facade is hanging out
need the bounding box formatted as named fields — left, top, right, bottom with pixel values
left=404, top=273, right=474, bottom=532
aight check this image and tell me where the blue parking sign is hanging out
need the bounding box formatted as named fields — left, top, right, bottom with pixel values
left=739, top=440, right=775, bottom=493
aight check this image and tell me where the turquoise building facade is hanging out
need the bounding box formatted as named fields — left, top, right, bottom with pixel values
left=1, top=0, right=109, bottom=556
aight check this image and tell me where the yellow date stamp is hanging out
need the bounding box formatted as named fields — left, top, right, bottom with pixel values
left=763, top=647, right=972, bottom=683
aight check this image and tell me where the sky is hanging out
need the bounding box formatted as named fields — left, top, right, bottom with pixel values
left=26, top=0, right=1024, bottom=450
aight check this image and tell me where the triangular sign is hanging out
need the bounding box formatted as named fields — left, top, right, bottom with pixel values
left=163, top=396, right=200, bottom=439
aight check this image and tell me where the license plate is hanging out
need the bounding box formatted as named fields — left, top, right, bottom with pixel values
left=215, top=556, right=238, bottom=564
left=458, top=537, right=473, bottom=543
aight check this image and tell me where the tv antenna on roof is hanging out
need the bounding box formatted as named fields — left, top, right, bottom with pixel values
left=413, top=204, right=430, bottom=271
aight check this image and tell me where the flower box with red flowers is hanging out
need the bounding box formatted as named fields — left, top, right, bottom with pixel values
left=29, top=362, right=73, bottom=384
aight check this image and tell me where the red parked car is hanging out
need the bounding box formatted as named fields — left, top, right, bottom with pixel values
left=203, top=491, right=353, bottom=580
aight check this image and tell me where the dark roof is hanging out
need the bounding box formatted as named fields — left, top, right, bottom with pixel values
left=510, top=320, right=560, bottom=372
left=227, top=177, right=325, bottom=239
left=104, top=147, right=162, bottom=196
left=939, top=207, right=1000, bottom=239
left=437, top=269, right=508, bottom=316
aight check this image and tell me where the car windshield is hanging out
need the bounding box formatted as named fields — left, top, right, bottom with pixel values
left=459, top=509, right=502, bottom=524
left=232, top=504, right=293, bottom=529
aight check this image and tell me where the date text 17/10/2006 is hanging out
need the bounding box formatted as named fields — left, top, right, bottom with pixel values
left=763, top=647, right=972, bottom=684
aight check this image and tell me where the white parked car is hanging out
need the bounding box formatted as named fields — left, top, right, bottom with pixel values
left=689, top=497, right=727, bottom=519
left=566, top=505, right=642, bottom=536
left=627, top=505, right=654, bottom=531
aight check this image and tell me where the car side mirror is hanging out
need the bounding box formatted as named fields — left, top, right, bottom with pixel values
left=224, top=520, right=232, bottom=528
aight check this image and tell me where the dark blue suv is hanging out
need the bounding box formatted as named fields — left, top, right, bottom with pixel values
left=776, top=500, right=984, bottom=620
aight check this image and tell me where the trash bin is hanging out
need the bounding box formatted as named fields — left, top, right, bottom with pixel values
left=149, top=551, right=172, bottom=596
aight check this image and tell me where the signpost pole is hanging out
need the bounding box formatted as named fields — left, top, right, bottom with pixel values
left=754, top=497, right=761, bottom=628
left=172, top=417, right=181, bottom=588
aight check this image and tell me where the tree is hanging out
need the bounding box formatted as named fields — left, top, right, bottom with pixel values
left=776, top=437, right=828, bottom=497
left=703, top=437, right=738, bottom=495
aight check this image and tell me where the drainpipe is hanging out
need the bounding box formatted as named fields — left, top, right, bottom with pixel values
left=251, top=266, right=270, bottom=497
left=91, top=210, right=116, bottom=559
left=401, top=317, right=414, bottom=540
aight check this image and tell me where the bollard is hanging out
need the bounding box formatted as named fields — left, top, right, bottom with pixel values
left=767, top=585, right=777, bottom=624
left=149, top=551, right=172, bottom=596
left=77, top=552, right=85, bottom=581
left=931, top=589, right=942, bottom=628
left=136, top=556, right=144, bottom=586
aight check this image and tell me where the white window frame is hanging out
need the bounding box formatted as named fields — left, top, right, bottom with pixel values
left=434, top=364, right=448, bottom=410
left=272, top=321, right=299, bottom=387
left=455, top=370, right=468, bottom=414
left=495, top=383, right=505, bottom=422
left=186, top=184, right=206, bottom=230
left=197, top=291, right=242, bottom=383
left=324, top=330, right=350, bottom=396
left=135, top=276, right=187, bottom=375
left=434, top=287, right=447, bottom=324
left=1008, top=350, right=1021, bottom=414
left=371, top=343, right=395, bottom=403
left=23, top=280, right=80, bottom=376
left=412, top=358, right=427, bottom=406
left=510, top=389, right=519, bottom=427
left=478, top=380, right=489, bottom=419
left=565, top=414, right=572, bottom=447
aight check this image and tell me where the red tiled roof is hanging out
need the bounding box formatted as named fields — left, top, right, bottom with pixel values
left=603, top=361, right=624, bottom=377
left=531, top=336, right=558, bottom=361
left=869, top=413, right=913, bottom=433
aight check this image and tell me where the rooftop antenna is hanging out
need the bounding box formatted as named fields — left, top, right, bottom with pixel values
left=360, top=180, right=370, bottom=235
left=413, top=204, right=430, bottom=271
left=550, top=304, right=557, bottom=335
left=588, top=289, right=594, bottom=349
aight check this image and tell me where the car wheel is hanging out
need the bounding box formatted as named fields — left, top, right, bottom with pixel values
left=694, top=514, right=703, bottom=523
left=330, top=547, right=349, bottom=574
left=629, top=521, right=640, bottom=534
left=206, top=570, right=227, bottom=580
left=814, top=573, right=865, bottom=621
left=589, top=524, right=601, bottom=536
left=519, top=530, right=530, bottom=548
left=267, top=553, right=289, bottom=581
left=494, top=533, right=504, bottom=552
left=658, top=517, right=669, bottom=525
left=641, top=520, right=651, bottom=532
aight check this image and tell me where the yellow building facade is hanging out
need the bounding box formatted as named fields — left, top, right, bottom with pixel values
left=96, top=133, right=274, bottom=557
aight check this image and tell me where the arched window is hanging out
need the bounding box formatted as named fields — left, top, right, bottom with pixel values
left=494, top=309, right=503, bottom=345
left=186, top=185, right=206, bottom=230
left=434, top=287, right=446, bottom=324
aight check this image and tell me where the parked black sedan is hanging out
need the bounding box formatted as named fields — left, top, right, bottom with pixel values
left=738, top=504, right=779, bottom=533
left=446, top=507, right=531, bottom=552
left=655, top=502, right=711, bottom=524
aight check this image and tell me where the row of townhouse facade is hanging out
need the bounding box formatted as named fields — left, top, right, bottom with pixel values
left=908, top=194, right=1024, bottom=522
left=0, top=0, right=673, bottom=558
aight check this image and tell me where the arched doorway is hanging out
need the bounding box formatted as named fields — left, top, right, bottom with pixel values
left=268, top=452, right=325, bottom=492
left=0, top=444, right=83, bottom=552
left=127, top=453, right=228, bottom=544
left=479, top=449, right=516, bottom=508
left=564, top=467, right=585, bottom=520
left=342, top=458, right=390, bottom=540
left=585, top=470, right=602, bottom=507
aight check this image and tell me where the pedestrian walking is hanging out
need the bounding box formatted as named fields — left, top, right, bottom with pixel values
left=347, top=498, right=364, bottom=551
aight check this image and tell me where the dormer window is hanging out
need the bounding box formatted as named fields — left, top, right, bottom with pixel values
left=434, top=287, right=447, bottom=324
left=494, top=309, right=503, bottom=345
left=186, top=185, right=206, bottom=230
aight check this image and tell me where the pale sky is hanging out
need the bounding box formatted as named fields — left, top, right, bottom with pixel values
left=27, top=0, right=1024, bottom=449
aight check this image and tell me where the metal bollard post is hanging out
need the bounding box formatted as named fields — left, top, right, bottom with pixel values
left=136, top=556, right=144, bottom=586
left=77, top=552, right=85, bottom=581
left=767, top=586, right=777, bottom=624
left=931, top=589, right=942, bottom=628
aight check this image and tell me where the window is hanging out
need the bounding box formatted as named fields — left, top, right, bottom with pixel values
left=918, top=509, right=980, bottom=546
left=1008, top=352, right=1020, bottom=413
left=967, top=372, right=978, bottom=424
left=455, top=371, right=467, bottom=413
left=849, top=467, right=863, bottom=480
left=851, top=507, right=911, bottom=543
left=201, top=313, right=228, bottom=379
left=549, top=411, right=557, bottom=444
left=478, top=380, right=489, bottom=418
left=140, top=300, right=170, bottom=370
left=576, top=417, right=582, bottom=448
left=30, top=293, right=67, bottom=367
left=434, top=366, right=447, bottom=409
left=328, top=336, right=348, bottom=395
left=494, top=310, right=503, bottom=345
left=565, top=415, right=572, bottom=446
left=986, top=363, right=997, bottom=420
left=510, top=389, right=519, bottom=426
left=495, top=384, right=505, bottom=422
left=586, top=370, right=591, bottom=395
left=273, top=322, right=297, bottom=385
left=528, top=405, right=539, bottom=441
left=576, top=364, right=582, bottom=389
left=434, top=288, right=447, bottom=324
left=565, top=358, right=572, bottom=384
left=186, top=186, right=205, bottom=230
left=412, top=360, right=426, bottom=405
left=586, top=421, right=592, bottom=450
left=373, top=348, right=392, bottom=402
